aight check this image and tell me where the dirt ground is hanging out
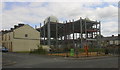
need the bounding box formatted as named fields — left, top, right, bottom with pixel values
left=47, top=52, right=106, bottom=57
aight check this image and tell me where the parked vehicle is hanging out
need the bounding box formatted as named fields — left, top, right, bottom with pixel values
left=2, top=47, right=8, bottom=52
left=0, top=46, right=2, bottom=52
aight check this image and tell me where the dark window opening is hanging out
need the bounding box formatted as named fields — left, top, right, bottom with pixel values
left=25, top=34, right=28, bottom=37
left=2, top=35, right=3, bottom=41
left=5, top=35, right=7, bottom=41
left=9, top=35, right=10, bottom=40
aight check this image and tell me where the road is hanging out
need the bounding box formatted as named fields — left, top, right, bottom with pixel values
left=0, top=46, right=2, bottom=69
left=2, top=52, right=119, bottom=68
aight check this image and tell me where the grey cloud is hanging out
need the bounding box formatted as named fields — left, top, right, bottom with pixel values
left=2, top=2, right=118, bottom=36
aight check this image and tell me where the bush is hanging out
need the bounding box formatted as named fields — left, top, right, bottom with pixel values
left=31, top=45, right=48, bottom=54
left=79, top=49, right=84, bottom=52
left=78, top=48, right=105, bottom=52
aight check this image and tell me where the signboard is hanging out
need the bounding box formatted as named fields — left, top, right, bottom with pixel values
left=70, top=48, right=74, bottom=56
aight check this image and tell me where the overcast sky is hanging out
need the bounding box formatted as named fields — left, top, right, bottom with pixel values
left=0, top=0, right=119, bottom=37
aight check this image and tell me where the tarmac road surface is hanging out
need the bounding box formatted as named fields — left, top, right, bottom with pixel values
left=2, top=52, right=119, bottom=68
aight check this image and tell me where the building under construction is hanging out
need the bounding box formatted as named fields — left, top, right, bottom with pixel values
left=37, top=16, right=101, bottom=49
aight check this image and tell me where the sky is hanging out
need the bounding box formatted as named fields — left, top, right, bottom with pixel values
left=0, top=0, right=119, bottom=37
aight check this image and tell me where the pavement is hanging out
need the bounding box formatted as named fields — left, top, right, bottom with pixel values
left=2, top=52, right=119, bottom=68
left=64, top=54, right=119, bottom=60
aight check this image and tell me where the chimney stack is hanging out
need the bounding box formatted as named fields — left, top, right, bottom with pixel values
left=112, top=35, right=114, bottom=37
left=11, top=28, right=13, bottom=31
left=14, top=25, right=18, bottom=29
left=18, top=24, right=24, bottom=26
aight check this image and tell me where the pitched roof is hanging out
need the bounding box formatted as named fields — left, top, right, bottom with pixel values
left=2, top=24, right=25, bottom=34
left=102, top=36, right=118, bottom=40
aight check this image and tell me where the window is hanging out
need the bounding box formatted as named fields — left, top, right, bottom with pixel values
left=2, top=34, right=3, bottom=41
left=9, top=35, right=10, bottom=40
left=25, top=34, right=28, bottom=37
left=5, top=35, right=7, bottom=41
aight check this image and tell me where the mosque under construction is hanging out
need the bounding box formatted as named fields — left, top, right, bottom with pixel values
left=37, top=16, right=101, bottom=49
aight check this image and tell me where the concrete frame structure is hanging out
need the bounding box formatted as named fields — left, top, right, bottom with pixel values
left=37, top=17, right=101, bottom=49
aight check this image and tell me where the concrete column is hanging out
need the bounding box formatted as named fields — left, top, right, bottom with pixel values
left=56, top=20, right=58, bottom=47
left=85, top=18, right=87, bottom=39
left=99, top=21, right=101, bottom=35
left=40, top=23, right=41, bottom=45
left=47, top=17, right=51, bottom=47
left=43, top=21, right=46, bottom=45
left=80, top=17, right=83, bottom=48
left=72, top=19, right=75, bottom=48
left=66, top=21, right=68, bottom=45
left=96, top=21, right=98, bottom=35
